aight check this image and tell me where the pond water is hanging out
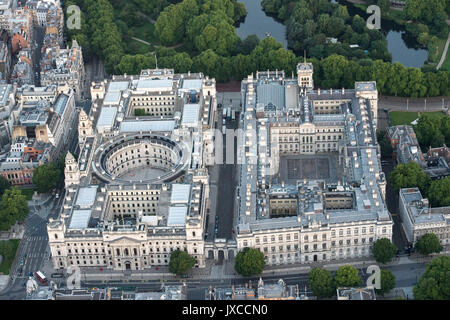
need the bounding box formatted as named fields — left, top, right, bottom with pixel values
left=235, top=0, right=288, bottom=48
left=338, top=0, right=428, bottom=68
left=235, top=0, right=428, bottom=68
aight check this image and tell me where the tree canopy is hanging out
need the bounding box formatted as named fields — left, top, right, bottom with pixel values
left=415, top=233, right=443, bottom=256
left=334, top=265, right=363, bottom=288
left=0, top=187, right=29, bottom=231
left=427, top=177, right=450, bottom=208
left=375, top=269, right=396, bottom=295
left=388, top=161, right=430, bottom=194
left=308, top=267, right=335, bottom=298
left=168, top=249, right=196, bottom=275
left=413, top=256, right=450, bottom=299
left=372, top=238, right=397, bottom=264
left=234, top=247, right=265, bottom=277
left=0, top=176, right=10, bottom=197
left=32, top=162, right=62, bottom=194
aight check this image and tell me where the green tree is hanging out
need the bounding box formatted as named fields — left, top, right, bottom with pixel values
left=427, top=177, right=450, bottom=208
left=334, top=265, right=363, bottom=288
left=234, top=247, right=265, bottom=277
left=388, top=162, right=430, bottom=194
left=0, top=176, right=10, bottom=196
left=413, top=256, right=450, bottom=299
left=0, top=187, right=29, bottom=231
left=308, top=267, right=335, bottom=298
left=168, top=249, right=196, bottom=276
left=32, top=162, right=62, bottom=194
left=416, top=233, right=443, bottom=255
left=372, top=238, right=397, bottom=264
left=376, top=130, right=393, bottom=158
left=414, top=113, right=446, bottom=150
left=375, top=269, right=396, bottom=295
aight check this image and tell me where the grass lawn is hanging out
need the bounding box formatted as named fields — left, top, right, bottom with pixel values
left=19, top=188, right=34, bottom=201
left=428, top=37, right=447, bottom=66
left=0, top=239, right=20, bottom=275
left=389, top=111, right=447, bottom=126
left=441, top=50, right=450, bottom=71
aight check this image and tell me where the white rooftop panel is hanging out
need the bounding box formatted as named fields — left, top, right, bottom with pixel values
left=167, top=206, right=187, bottom=226
left=75, top=186, right=97, bottom=208
left=181, top=104, right=200, bottom=127
left=108, top=81, right=129, bottom=92
left=182, top=79, right=202, bottom=91
left=119, top=120, right=175, bottom=133
left=103, top=91, right=121, bottom=105
left=171, top=184, right=191, bottom=204
left=141, top=215, right=158, bottom=226
left=97, top=107, right=117, bottom=130
left=69, top=210, right=92, bottom=229
left=136, top=79, right=172, bottom=92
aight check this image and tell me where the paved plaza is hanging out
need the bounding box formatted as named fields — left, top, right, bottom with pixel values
left=279, top=153, right=340, bottom=184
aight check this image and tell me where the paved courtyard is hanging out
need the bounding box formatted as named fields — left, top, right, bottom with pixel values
left=117, top=167, right=167, bottom=181
left=279, top=153, right=341, bottom=184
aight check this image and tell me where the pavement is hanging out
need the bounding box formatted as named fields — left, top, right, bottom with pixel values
left=436, top=32, right=450, bottom=70
left=0, top=193, right=61, bottom=299
left=378, top=95, right=449, bottom=112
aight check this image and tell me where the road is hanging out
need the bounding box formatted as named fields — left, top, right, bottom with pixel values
left=379, top=95, right=449, bottom=112
left=0, top=196, right=61, bottom=300
left=32, top=26, right=45, bottom=86
left=78, top=259, right=425, bottom=300
left=208, top=93, right=242, bottom=242
left=436, top=32, right=450, bottom=70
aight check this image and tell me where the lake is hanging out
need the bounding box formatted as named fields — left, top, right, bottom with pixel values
left=235, top=0, right=288, bottom=48
left=235, top=0, right=428, bottom=68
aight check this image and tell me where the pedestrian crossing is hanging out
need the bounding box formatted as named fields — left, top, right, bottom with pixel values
left=25, top=236, right=47, bottom=242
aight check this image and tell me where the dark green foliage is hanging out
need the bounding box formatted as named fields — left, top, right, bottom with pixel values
left=372, top=238, right=397, bottom=264
left=168, top=249, right=196, bottom=275
left=308, top=267, right=335, bottom=298
left=334, top=265, right=363, bottom=288
left=0, top=187, right=29, bottom=231
left=234, top=247, right=265, bottom=277
left=427, top=177, right=450, bottom=208
left=413, top=256, right=450, bottom=299
left=32, top=162, right=62, bottom=194
left=388, top=162, right=430, bottom=194
left=375, top=269, right=396, bottom=295
left=416, top=233, right=443, bottom=256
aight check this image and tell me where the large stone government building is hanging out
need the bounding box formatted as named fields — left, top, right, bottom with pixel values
left=235, top=63, right=393, bottom=266
left=48, top=68, right=216, bottom=271
left=48, top=63, right=393, bottom=271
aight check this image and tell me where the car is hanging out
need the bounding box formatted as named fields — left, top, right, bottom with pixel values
left=218, top=103, right=222, bottom=109
left=19, top=259, right=24, bottom=266
left=55, top=193, right=59, bottom=199
left=17, top=267, right=23, bottom=275
left=28, top=272, right=33, bottom=277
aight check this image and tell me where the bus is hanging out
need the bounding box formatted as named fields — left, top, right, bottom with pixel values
left=35, top=271, right=48, bottom=285
left=222, top=108, right=227, bottom=119
left=226, top=108, right=231, bottom=120
left=232, top=110, right=236, bottom=121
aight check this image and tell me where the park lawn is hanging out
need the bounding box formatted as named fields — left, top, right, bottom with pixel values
left=0, top=239, right=20, bottom=275
left=124, top=23, right=158, bottom=55
left=441, top=51, right=450, bottom=71
left=389, top=111, right=447, bottom=126
left=428, top=37, right=447, bottom=66
left=20, top=188, right=34, bottom=201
